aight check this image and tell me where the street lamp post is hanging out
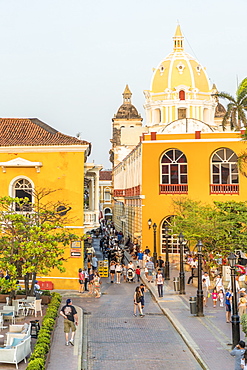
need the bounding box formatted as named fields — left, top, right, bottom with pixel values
left=152, top=223, right=157, bottom=267
left=178, top=232, right=185, bottom=294
left=196, top=240, right=204, bottom=317
left=164, top=225, right=170, bottom=280
left=228, top=252, right=240, bottom=349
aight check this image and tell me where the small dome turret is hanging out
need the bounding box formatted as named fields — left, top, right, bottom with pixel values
left=115, top=85, right=142, bottom=120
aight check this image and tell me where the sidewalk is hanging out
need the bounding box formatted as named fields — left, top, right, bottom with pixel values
left=47, top=236, right=101, bottom=370
left=141, top=263, right=241, bottom=370
left=46, top=295, right=84, bottom=370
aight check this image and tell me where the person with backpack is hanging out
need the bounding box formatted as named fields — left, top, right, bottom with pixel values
left=60, top=299, right=78, bottom=346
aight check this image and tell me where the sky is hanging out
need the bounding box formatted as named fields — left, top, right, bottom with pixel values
left=0, top=0, right=246, bottom=168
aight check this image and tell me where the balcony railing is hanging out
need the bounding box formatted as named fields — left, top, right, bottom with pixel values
left=114, top=186, right=141, bottom=198
left=210, top=184, right=239, bottom=195
left=160, top=184, right=188, bottom=194
left=84, top=211, right=97, bottom=224
left=114, top=189, right=125, bottom=197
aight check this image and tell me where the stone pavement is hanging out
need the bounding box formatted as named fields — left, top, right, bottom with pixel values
left=46, top=238, right=245, bottom=370
left=142, top=266, right=239, bottom=370
left=46, top=237, right=201, bottom=370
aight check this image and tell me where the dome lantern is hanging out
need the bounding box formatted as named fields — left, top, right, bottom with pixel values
left=122, top=84, right=132, bottom=104
left=173, top=24, right=184, bottom=51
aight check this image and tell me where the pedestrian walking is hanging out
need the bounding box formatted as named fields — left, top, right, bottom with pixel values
left=214, top=274, right=224, bottom=293
left=133, top=286, right=144, bottom=317
left=136, top=266, right=141, bottom=282
left=110, top=261, right=116, bottom=283
left=230, top=340, right=245, bottom=370
left=115, top=262, right=122, bottom=284
left=122, top=264, right=127, bottom=282
left=140, top=283, right=146, bottom=311
left=225, top=288, right=232, bottom=323
left=187, top=258, right=198, bottom=284
left=241, top=349, right=247, bottom=370
left=93, top=272, right=101, bottom=298
left=156, top=256, right=164, bottom=274
left=211, top=288, right=218, bottom=308
left=218, top=289, right=224, bottom=307
left=91, top=255, right=98, bottom=271
left=137, top=250, right=144, bottom=269
left=202, top=271, right=211, bottom=289
left=78, top=268, right=84, bottom=293
left=156, top=269, right=164, bottom=297
left=238, top=292, right=247, bottom=318
left=145, top=259, right=154, bottom=283
left=60, top=298, right=78, bottom=346
left=88, top=269, right=94, bottom=294
left=84, top=269, right=89, bottom=291
left=202, top=278, right=208, bottom=307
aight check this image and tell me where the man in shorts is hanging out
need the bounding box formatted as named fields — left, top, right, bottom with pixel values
left=60, top=298, right=78, bottom=346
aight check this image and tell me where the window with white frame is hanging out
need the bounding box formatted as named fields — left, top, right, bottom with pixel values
left=161, top=216, right=180, bottom=254
left=211, top=148, right=238, bottom=184
left=104, top=188, right=111, bottom=202
left=13, top=178, right=33, bottom=211
left=161, top=149, right=187, bottom=184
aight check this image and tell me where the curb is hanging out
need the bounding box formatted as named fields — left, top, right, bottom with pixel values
left=74, top=305, right=83, bottom=370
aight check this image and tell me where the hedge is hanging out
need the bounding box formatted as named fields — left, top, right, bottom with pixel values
left=26, top=292, right=62, bottom=370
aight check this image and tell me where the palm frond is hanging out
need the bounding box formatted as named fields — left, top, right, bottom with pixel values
left=237, top=78, right=247, bottom=98
left=238, top=152, right=247, bottom=177
left=214, top=92, right=236, bottom=104
left=237, top=107, right=247, bottom=128
left=237, top=86, right=247, bottom=104
left=221, top=103, right=234, bottom=129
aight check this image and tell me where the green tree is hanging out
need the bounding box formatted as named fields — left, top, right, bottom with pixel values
left=0, top=190, right=81, bottom=295
left=213, top=77, right=247, bottom=130
left=171, top=198, right=247, bottom=269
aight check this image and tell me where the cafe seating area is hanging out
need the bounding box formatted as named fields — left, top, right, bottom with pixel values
left=0, top=297, right=45, bottom=369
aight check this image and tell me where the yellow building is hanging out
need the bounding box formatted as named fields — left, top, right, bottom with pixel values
left=0, top=118, right=91, bottom=289
left=99, top=170, right=113, bottom=221
left=111, top=26, right=246, bottom=258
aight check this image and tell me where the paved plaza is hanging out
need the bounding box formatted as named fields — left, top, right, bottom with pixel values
left=47, top=237, right=243, bottom=369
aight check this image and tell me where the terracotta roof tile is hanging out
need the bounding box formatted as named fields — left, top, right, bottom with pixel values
left=0, top=118, right=90, bottom=147
left=99, top=170, right=112, bottom=181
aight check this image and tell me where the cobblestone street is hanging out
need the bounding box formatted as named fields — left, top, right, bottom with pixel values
left=73, top=277, right=202, bottom=370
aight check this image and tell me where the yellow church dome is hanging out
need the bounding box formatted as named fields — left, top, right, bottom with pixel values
left=151, top=25, right=210, bottom=94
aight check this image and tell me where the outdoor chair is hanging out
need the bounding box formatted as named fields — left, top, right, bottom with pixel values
left=6, top=323, right=31, bottom=346
left=26, top=299, right=42, bottom=317
left=2, top=306, right=15, bottom=324
left=12, top=300, right=25, bottom=317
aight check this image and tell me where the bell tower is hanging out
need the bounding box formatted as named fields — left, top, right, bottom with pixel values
left=109, top=85, right=143, bottom=168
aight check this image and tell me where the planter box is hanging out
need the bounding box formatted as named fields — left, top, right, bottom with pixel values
left=0, top=294, right=9, bottom=303
left=41, top=295, right=52, bottom=305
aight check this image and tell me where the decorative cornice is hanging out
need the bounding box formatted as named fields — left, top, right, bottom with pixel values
left=0, top=157, right=43, bottom=173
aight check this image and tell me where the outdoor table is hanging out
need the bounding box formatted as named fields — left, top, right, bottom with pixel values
left=16, top=300, right=34, bottom=316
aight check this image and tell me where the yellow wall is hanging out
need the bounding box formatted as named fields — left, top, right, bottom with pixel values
left=0, top=150, right=85, bottom=290
left=141, top=133, right=247, bottom=255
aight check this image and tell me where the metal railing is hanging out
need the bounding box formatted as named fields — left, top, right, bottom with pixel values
left=160, top=184, right=188, bottom=194
left=210, top=184, right=239, bottom=195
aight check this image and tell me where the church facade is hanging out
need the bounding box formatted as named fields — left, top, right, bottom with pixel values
left=111, top=26, right=246, bottom=256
